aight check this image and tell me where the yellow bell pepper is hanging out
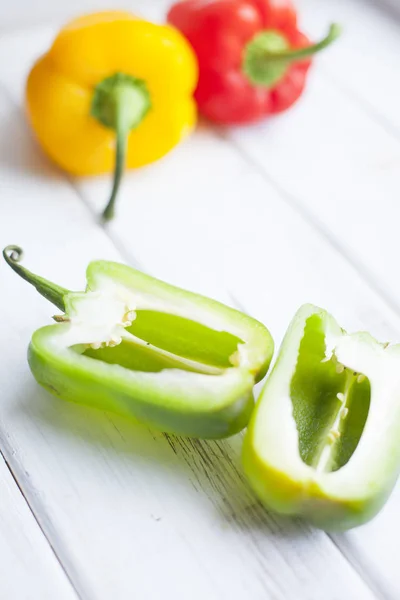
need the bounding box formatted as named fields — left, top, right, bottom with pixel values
left=26, top=11, right=198, bottom=220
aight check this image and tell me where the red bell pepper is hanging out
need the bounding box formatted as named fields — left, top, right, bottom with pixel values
left=167, top=0, right=340, bottom=124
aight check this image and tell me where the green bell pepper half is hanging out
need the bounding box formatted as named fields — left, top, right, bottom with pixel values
left=3, top=246, right=273, bottom=439
left=243, top=304, right=400, bottom=530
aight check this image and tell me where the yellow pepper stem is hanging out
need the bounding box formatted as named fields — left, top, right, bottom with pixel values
left=104, top=99, right=129, bottom=222
left=91, top=73, right=151, bottom=221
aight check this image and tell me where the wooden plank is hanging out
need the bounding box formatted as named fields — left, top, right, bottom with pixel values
left=191, top=4, right=400, bottom=596
left=224, top=59, right=400, bottom=307
left=1, top=3, right=398, bottom=595
left=297, top=0, right=400, bottom=133
left=77, top=89, right=400, bottom=598
left=76, top=135, right=400, bottom=598
left=0, top=69, right=377, bottom=600
left=219, top=215, right=400, bottom=600
left=0, top=0, right=170, bottom=31
left=0, top=455, right=77, bottom=599
left=73, top=69, right=400, bottom=600
left=65, top=4, right=400, bottom=597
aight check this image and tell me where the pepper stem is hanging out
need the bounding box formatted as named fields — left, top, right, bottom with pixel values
left=3, top=245, right=70, bottom=311
left=102, top=114, right=128, bottom=221
left=269, top=24, right=341, bottom=62
left=243, top=23, right=341, bottom=88
left=91, top=73, right=151, bottom=221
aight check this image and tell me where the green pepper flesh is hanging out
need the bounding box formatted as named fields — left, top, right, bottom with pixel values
left=243, top=304, right=400, bottom=530
left=4, top=248, right=274, bottom=439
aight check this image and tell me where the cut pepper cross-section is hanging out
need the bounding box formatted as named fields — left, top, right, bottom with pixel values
left=243, top=304, right=400, bottom=530
left=4, top=246, right=273, bottom=439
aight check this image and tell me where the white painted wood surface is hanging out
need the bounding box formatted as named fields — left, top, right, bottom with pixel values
left=0, top=455, right=76, bottom=599
left=0, top=1, right=399, bottom=598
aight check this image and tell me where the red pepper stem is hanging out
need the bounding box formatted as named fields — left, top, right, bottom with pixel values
left=268, top=24, right=341, bottom=63
left=243, top=23, right=341, bottom=88
left=3, top=245, right=70, bottom=312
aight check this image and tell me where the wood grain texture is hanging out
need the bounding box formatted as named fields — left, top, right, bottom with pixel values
left=298, top=0, right=400, bottom=132
left=223, top=2, right=400, bottom=597
left=0, top=0, right=399, bottom=598
left=0, top=454, right=77, bottom=599
left=227, top=1, right=400, bottom=315
left=77, top=84, right=400, bottom=600
left=0, top=0, right=170, bottom=30
left=0, top=86, right=376, bottom=600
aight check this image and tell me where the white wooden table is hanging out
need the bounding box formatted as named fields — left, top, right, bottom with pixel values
left=1, top=1, right=400, bottom=598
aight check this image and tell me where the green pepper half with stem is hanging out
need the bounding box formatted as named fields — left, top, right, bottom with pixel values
left=3, top=246, right=273, bottom=439
left=243, top=304, right=400, bottom=530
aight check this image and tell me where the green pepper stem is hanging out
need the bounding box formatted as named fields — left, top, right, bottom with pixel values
left=269, top=24, right=341, bottom=63
left=3, top=245, right=70, bottom=311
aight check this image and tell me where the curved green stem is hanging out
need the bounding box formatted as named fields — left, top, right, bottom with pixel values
left=243, top=23, right=342, bottom=88
left=91, top=73, right=151, bottom=222
left=102, top=118, right=129, bottom=221
left=3, top=245, right=70, bottom=311
left=268, top=24, right=341, bottom=63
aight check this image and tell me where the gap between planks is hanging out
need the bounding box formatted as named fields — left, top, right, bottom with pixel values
left=320, top=70, right=400, bottom=143
left=1, top=10, right=399, bottom=596
left=62, top=18, right=400, bottom=588
left=221, top=129, right=400, bottom=321
left=63, top=119, right=385, bottom=600
left=0, top=82, right=380, bottom=599
left=329, top=535, right=389, bottom=600
left=0, top=436, right=82, bottom=600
